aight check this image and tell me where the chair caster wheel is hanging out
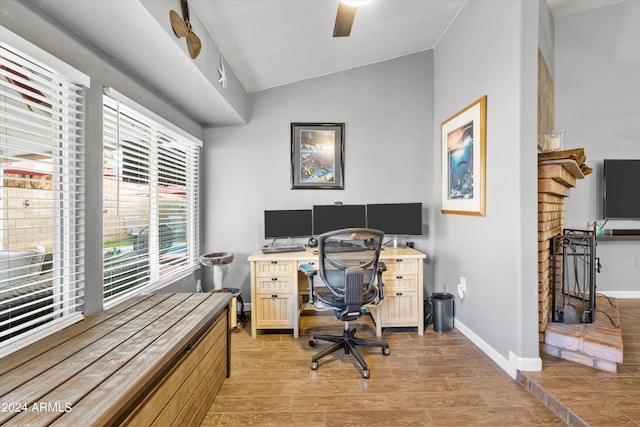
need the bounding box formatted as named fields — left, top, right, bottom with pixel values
left=382, top=347, right=390, bottom=356
left=309, top=339, right=317, bottom=347
left=362, top=369, right=370, bottom=379
left=311, top=361, right=318, bottom=370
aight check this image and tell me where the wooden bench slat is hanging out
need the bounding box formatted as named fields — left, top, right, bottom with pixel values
left=168, top=338, right=228, bottom=427
left=0, top=292, right=231, bottom=427
left=0, top=293, right=186, bottom=406
left=48, top=293, right=230, bottom=426
left=127, top=316, right=227, bottom=426
left=0, top=293, right=160, bottom=375
left=4, top=293, right=212, bottom=426
left=155, top=322, right=227, bottom=426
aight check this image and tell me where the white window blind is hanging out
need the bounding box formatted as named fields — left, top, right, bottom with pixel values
left=103, top=94, right=200, bottom=304
left=0, top=37, right=86, bottom=353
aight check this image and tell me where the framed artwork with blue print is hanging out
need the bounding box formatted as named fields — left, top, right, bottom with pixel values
left=291, top=122, right=344, bottom=190
left=441, top=96, right=486, bottom=216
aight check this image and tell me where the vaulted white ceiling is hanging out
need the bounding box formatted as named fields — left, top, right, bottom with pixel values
left=31, top=0, right=628, bottom=126
left=189, top=0, right=465, bottom=93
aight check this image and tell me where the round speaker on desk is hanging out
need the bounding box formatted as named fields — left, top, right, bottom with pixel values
left=308, top=237, right=318, bottom=247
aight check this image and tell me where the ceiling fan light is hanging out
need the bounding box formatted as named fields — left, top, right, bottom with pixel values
left=341, top=1, right=371, bottom=7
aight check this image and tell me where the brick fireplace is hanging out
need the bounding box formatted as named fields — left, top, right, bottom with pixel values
left=537, top=152, right=623, bottom=372
left=537, top=157, right=582, bottom=341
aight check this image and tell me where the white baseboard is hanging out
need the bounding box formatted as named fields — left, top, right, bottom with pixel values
left=454, top=318, right=541, bottom=379
left=599, top=291, right=640, bottom=299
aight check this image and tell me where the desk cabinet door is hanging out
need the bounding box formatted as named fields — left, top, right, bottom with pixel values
left=254, top=294, right=294, bottom=327
left=380, top=291, right=419, bottom=325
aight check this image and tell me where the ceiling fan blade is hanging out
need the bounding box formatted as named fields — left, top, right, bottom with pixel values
left=181, top=0, right=190, bottom=24
left=170, top=10, right=188, bottom=38
left=187, top=31, right=202, bottom=59
left=333, top=2, right=357, bottom=37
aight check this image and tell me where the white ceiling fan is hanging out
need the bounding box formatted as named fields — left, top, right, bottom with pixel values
left=333, top=0, right=371, bottom=37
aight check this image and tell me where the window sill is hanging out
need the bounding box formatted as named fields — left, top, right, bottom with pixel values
left=104, top=264, right=201, bottom=310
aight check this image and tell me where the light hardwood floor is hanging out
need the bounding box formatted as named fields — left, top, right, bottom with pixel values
left=203, top=311, right=565, bottom=426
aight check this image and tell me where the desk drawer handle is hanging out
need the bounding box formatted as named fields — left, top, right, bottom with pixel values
left=396, top=275, right=403, bottom=279
left=271, top=278, right=278, bottom=281
left=271, top=294, right=278, bottom=298
left=396, top=292, right=403, bottom=296
left=396, top=259, right=403, bottom=262
left=271, top=261, right=278, bottom=264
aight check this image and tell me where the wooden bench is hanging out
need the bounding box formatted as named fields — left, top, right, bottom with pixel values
left=0, top=292, right=232, bottom=426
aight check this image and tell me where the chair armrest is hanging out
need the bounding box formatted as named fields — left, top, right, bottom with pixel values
left=376, top=262, right=386, bottom=301
left=298, top=263, right=317, bottom=277
left=377, top=261, right=386, bottom=273
left=299, top=264, right=318, bottom=304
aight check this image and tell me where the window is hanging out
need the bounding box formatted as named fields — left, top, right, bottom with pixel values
left=0, top=29, right=87, bottom=354
left=102, top=91, right=200, bottom=303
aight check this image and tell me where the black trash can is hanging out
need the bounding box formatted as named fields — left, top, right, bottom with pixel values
left=432, top=292, right=454, bottom=333
left=211, top=287, right=246, bottom=328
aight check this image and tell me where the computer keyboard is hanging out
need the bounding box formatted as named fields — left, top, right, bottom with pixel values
left=261, top=245, right=305, bottom=254
left=325, top=245, right=369, bottom=253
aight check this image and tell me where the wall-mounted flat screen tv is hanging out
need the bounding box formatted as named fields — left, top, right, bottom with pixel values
left=313, top=204, right=366, bottom=235
left=366, top=203, right=423, bottom=235
left=264, top=209, right=313, bottom=239
left=603, top=159, right=640, bottom=219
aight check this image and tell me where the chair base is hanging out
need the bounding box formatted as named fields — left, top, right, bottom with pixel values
left=309, top=326, right=390, bottom=378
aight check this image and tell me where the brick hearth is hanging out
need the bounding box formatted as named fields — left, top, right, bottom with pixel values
left=543, top=295, right=623, bottom=373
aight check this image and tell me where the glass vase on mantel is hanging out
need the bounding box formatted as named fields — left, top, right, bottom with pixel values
left=544, top=129, right=565, bottom=152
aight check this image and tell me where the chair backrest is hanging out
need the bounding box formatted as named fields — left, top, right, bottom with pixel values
left=317, top=228, right=384, bottom=317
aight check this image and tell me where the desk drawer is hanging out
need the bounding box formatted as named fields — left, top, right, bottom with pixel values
left=383, top=258, right=419, bottom=275
left=255, top=276, right=294, bottom=293
left=255, top=260, right=295, bottom=277
left=382, top=274, right=418, bottom=292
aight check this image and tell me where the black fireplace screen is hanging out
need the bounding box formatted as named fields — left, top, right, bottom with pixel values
left=551, top=229, right=597, bottom=323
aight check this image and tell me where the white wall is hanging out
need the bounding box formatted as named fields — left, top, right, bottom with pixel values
left=556, top=0, right=640, bottom=295
left=203, top=51, right=435, bottom=297
left=433, top=0, right=540, bottom=373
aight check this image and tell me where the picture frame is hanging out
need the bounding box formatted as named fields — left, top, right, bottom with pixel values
left=291, top=122, right=344, bottom=189
left=441, top=96, right=487, bottom=216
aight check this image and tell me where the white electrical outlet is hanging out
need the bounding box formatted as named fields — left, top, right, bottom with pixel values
left=458, top=276, right=467, bottom=298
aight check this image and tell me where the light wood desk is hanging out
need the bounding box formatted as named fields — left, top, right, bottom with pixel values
left=248, top=246, right=426, bottom=338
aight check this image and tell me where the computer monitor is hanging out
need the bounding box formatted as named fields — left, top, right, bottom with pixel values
left=264, top=209, right=313, bottom=239
left=603, top=159, right=640, bottom=219
left=312, top=204, right=366, bottom=235
left=366, top=203, right=423, bottom=236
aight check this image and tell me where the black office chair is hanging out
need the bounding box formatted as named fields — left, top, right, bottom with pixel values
left=299, top=228, right=389, bottom=378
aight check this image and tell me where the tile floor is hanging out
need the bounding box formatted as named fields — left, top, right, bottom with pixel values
left=203, top=311, right=564, bottom=426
